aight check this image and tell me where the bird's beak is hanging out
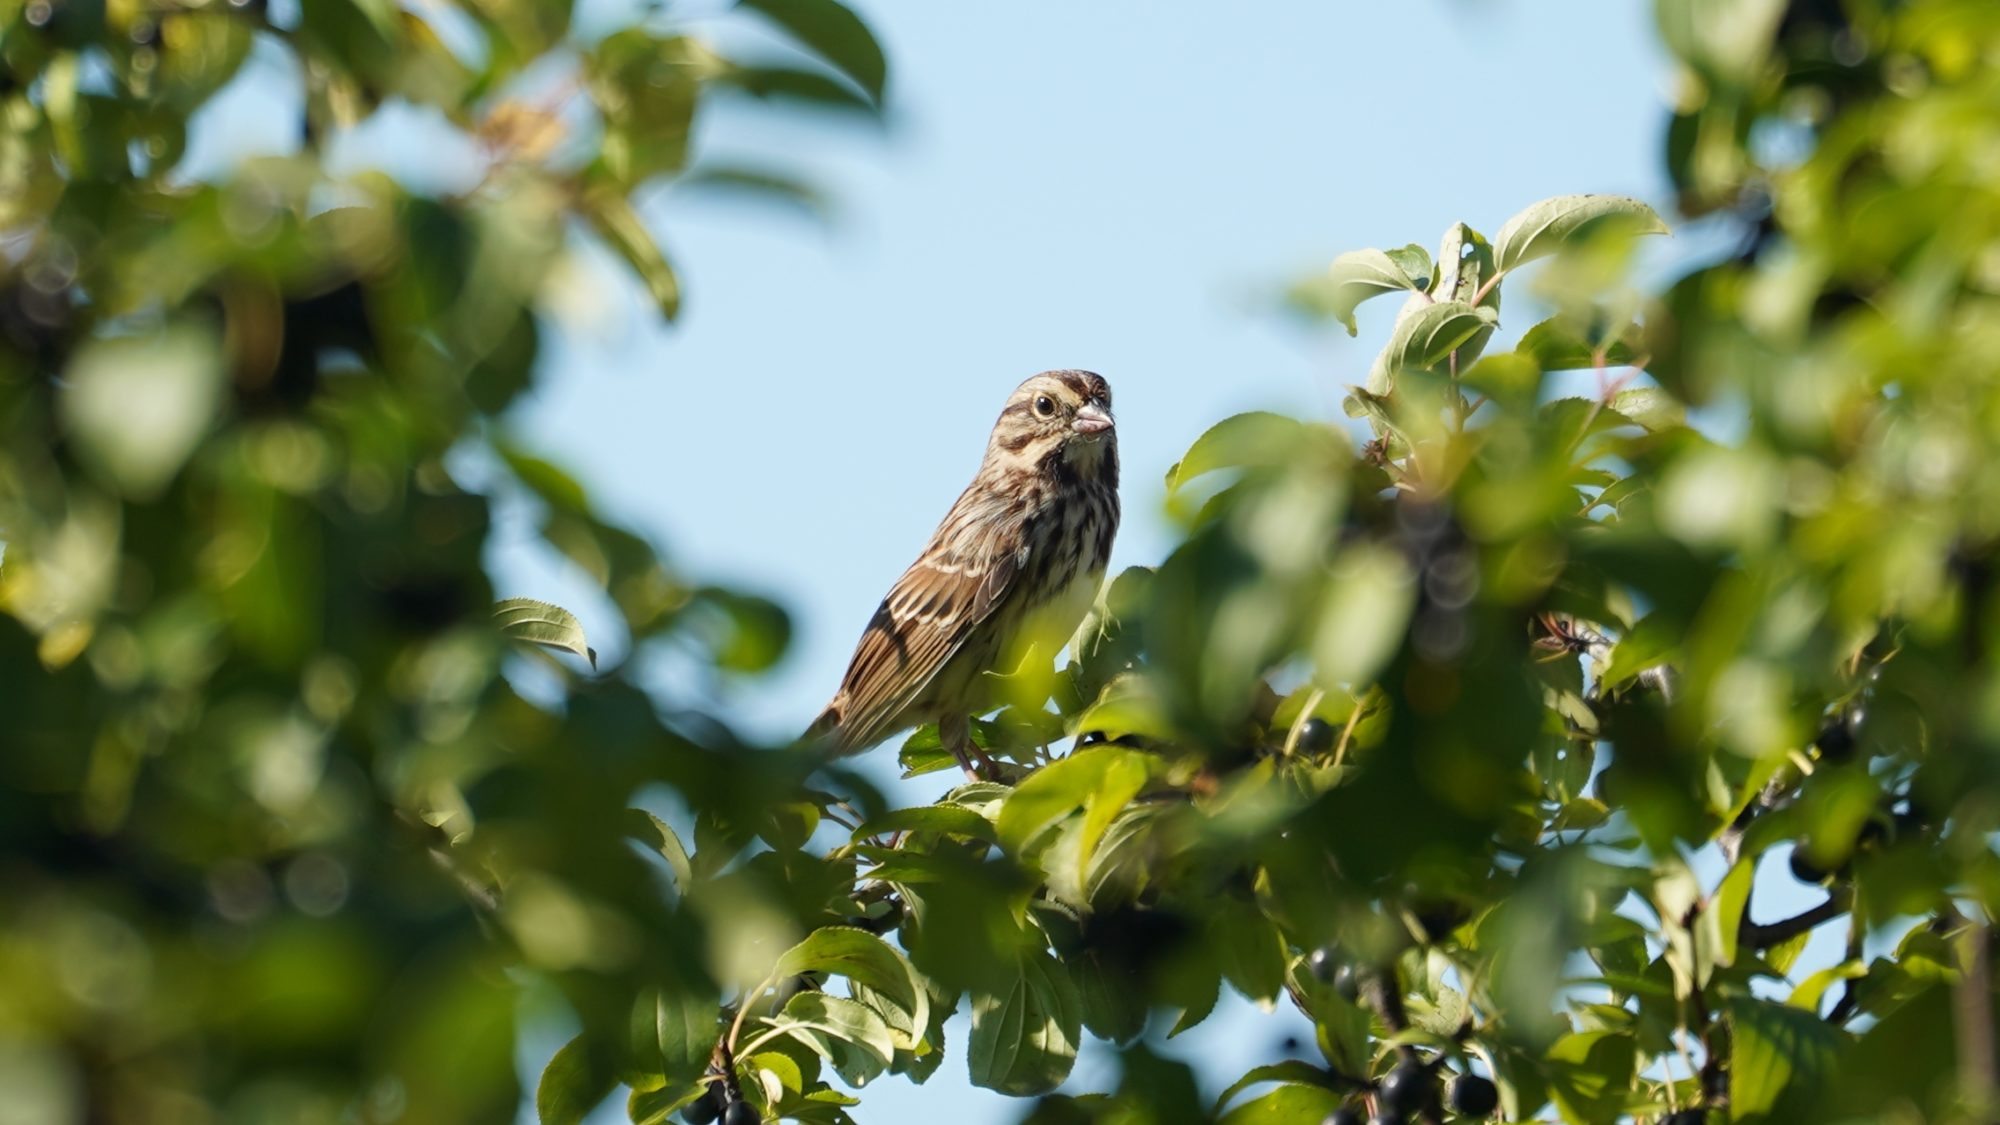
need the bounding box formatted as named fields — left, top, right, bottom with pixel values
left=1072, top=401, right=1114, bottom=436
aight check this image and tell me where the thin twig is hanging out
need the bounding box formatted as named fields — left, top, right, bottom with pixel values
left=1827, top=912, right=1866, bottom=1025
left=1954, top=918, right=1996, bottom=1116
left=1330, top=696, right=1367, bottom=769
left=1361, top=969, right=1421, bottom=1067
left=1280, top=688, right=1325, bottom=758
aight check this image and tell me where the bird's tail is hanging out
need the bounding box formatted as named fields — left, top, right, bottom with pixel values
left=803, top=704, right=852, bottom=755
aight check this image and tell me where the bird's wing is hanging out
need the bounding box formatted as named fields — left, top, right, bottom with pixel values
left=817, top=504, right=1026, bottom=753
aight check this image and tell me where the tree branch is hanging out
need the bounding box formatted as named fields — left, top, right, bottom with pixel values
left=1954, top=919, right=1996, bottom=1117
left=1741, top=888, right=1851, bottom=948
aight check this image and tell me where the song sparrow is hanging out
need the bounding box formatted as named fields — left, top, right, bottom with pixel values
left=811, top=370, right=1120, bottom=780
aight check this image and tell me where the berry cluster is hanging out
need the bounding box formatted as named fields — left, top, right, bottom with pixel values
left=681, top=1077, right=760, bottom=1125
left=1307, top=948, right=1499, bottom=1124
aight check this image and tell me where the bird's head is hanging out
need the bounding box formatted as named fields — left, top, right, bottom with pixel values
left=987, top=370, right=1116, bottom=475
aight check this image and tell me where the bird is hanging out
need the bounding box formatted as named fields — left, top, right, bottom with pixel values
left=811, top=370, right=1120, bottom=781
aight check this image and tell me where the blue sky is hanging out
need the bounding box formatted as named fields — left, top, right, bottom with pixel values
left=498, top=0, right=1673, bottom=731
left=487, top=4, right=1691, bottom=1121
left=188, top=3, right=1852, bottom=1122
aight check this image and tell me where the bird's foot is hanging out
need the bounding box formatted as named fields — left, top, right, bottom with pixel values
left=949, top=741, right=1001, bottom=783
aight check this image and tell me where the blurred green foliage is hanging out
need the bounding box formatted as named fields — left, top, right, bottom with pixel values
left=0, top=0, right=877, bottom=1122
left=4, top=2, right=2000, bottom=1125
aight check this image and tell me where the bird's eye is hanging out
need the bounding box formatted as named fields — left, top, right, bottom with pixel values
left=1034, top=395, right=1056, bottom=417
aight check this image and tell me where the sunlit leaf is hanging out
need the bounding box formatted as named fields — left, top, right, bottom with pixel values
left=60, top=324, right=223, bottom=500
left=770, top=928, right=930, bottom=1051
left=1164, top=412, right=1313, bottom=492
left=1728, top=997, right=1846, bottom=1123
left=1367, top=299, right=1499, bottom=392
left=1217, top=1083, right=1342, bottom=1123
left=581, top=186, right=681, bottom=319
left=1289, top=247, right=1424, bottom=335
left=764, top=992, right=895, bottom=1087
left=495, top=598, right=597, bottom=669
left=537, top=1035, right=615, bottom=1125
left=1493, top=194, right=1668, bottom=275
left=967, top=951, right=1081, bottom=1096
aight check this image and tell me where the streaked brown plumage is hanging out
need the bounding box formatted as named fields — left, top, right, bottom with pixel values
left=812, top=370, right=1120, bottom=779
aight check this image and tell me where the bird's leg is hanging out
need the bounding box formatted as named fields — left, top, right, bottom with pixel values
left=940, top=714, right=996, bottom=782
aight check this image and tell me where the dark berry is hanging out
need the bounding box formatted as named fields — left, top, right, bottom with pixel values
left=722, top=1101, right=760, bottom=1125
left=1322, top=1106, right=1365, bottom=1125
left=1308, top=946, right=1339, bottom=984
left=682, top=1087, right=723, bottom=1125
left=1813, top=712, right=1855, bottom=760
left=1446, top=1073, right=1499, bottom=1117
left=1845, top=704, right=1867, bottom=740
left=1663, top=1111, right=1707, bottom=1125
left=1592, top=765, right=1621, bottom=806
left=1412, top=898, right=1469, bottom=943
left=1367, top=1113, right=1406, bottom=1125
left=1332, top=962, right=1361, bottom=1002
left=1377, top=1059, right=1430, bottom=1113
left=1298, top=717, right=1336, bottom=753
left=1858, top=815, right=1890, bottom=849
left=1789, top=846, right=1829, bottom=885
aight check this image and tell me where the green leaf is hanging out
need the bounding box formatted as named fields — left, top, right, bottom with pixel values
left=1167, top=964, right=1221, bottom=1037
left=997, top=746, right=1156, bottom=887
left=61, top=323, right=224, bottom=500
left=1544, top=1029, right=1636, bottom=1124
left=537, top=1035, right=615, bottom=1125
left=1164, top=412, right=1311, bottom=492
left=690, top=588, right=793, bottom=672
left=739, top=0, right=887, bottom=101
left=1706, top=858, right=1756, bottom=970
left=495, top=598, right=598, bottom=669
left=769, top=928, right=930, bottom=1051
left=1601, top=613, right=1678, bottom=691
left=1217, top=1083, right=1342, bottom=1124
left=1517, top=315, right=1643, bottom=370
left=656, top=982, right=722, bottom=1088
left=624, top=809, right=694, bottom=890
left=1728, top=997, right=1846, bottom=1123
left=1608, top=386, right=1686, bottom=432
left=1213, top=1060, right=1343, bottom=1114
left=853, top=804, right=997, bottom=842
left=586, top=31, right=703, bottom=188
left=1212, top=909, right=1287, bottom=1008
left=1655, top=0, right=1788, bottom=86
left=1493, top=194, right=1668, bottom=276
left=1789, top=961, right=1866, bottom=1013
left=1461, top=351, right=1543, bottom=406
left=1314, top=542, right=1417, bottom=687
left=763, top=992, right=895, bottom=1087
left=1070, top=673, right=1174, bottom=744
left=1489, top=1042, right=1552, bottom=1122
left=1289, top=247, right=1423, bottom=335
left=967, top=951, right=1081, bottom=1096
left=681, top=164, right=828, bottom=218
left=1367, top=299, right=1499, bottom=392
left=898, top=725, right=960, bottom=778
left=745, top=1049, right=806, bottom=1098
left=582, top=186, right=681, bottom=319
left=627, top=1081, right=704, bottom=1125
left=156, top=10, right=256, bottom=110
left=1385, top=243, right=1433, bottom=286
left=716, top=63, right=882, bottom=114
left=1073, top=955, right=1147, bottom=1044
left=499, top=444, right=594, bottom=515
